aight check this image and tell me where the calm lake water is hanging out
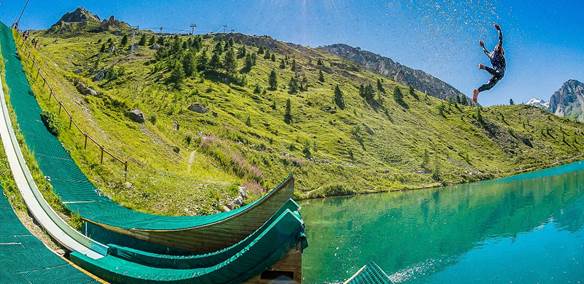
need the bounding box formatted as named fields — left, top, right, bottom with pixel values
left=301, top=161, right=584, bottom=283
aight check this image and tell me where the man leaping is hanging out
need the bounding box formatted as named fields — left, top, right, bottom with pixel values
left=473, top=24, right=506, bottom=104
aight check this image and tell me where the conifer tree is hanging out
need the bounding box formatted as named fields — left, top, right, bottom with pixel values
left=334, top=85, right=346, bottom=109
left=268, top=69, right=278, bottom=90
left=318, top=70, right=325, bottom=82
left=223, top=48, right=237, bottom=74
left=138, top=34, right=147, bottom=46
left=182, top=52, right=196, bottom=76
left=121, top=34, right=128, bottom=46
left=288, top=77, right=299, bottom=94
left=284, top=98, right=292, bottom=124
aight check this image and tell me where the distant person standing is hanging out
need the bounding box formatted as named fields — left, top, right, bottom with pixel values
left=473, top=24, right=506, bottom=104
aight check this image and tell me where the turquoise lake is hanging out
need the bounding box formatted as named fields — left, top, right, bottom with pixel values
left=301, top=161, right=584, bottom=283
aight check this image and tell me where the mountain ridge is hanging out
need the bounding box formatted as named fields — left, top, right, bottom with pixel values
left=319, top=43, right=469, bottom=104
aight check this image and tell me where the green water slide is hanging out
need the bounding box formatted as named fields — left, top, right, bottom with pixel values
left=0, top=22, right=302, bottom=254
left=71, top=209, right=305, bottom=283
left=1, top=22, right=308, bottom=282
left=0, top=186, right=95, bottom=283
left=108, top=199, right=303, bottom=269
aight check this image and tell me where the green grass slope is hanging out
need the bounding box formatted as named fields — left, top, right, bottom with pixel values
left=16, top=28, right=584, bottom=216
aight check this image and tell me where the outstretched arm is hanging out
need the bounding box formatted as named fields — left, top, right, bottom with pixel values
left=495, top=24, right=503, bottom=46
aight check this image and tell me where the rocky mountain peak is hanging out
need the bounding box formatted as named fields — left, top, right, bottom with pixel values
left=549, top=79, right=584, bottom=122
left=49, top=7, right=129, bottom=34
left=56, top=7, right=101, bottom=24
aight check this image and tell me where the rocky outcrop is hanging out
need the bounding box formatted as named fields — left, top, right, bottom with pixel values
left=127, top=109, right=145, bottom=123
left=548, top=80, right=584, bottom=122
left=48, top=7, right=129, bottom=34
left=188, top=103, right=208, bottom=113
left=74, top=81, right=100, bottom=96
left=99, top=16, right=131, bottom=32
left=320, top=44, right=469, bottom=103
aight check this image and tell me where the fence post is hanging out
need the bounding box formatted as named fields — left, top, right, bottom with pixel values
left=58, top=102, right=62, bottom=114
left=124, top=161, right=128, bottom=181
left=84, top=133, right=88, bottom=149
left=100, top=146, right=104, bottom=164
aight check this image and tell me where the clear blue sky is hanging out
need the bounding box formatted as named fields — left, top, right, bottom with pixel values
left=1, top=0, right=583, bottom=106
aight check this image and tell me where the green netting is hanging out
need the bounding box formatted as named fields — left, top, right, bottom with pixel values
left=71, top=209, right=305, bottom=284
left=0, top=186, right=95, bottom=283
left=345, top=262, right=393, bottom=284
left=108, top=199, right=301, bottom=268
left=0, top=22, right=291, bottom=231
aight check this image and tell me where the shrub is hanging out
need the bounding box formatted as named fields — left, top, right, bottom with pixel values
left=40, top=111, right=61, bottom=136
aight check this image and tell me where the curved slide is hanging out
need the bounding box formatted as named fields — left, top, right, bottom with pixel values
left=1, top=23, right=307, bottom=283
left=1, top=21, right=298, bottom=253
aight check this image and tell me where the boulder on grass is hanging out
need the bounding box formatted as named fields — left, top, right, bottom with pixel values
left=188, top=103, right=208, bottom=114
left=127, top=109, right=145, bottom=123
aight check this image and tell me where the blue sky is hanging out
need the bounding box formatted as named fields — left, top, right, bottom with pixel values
left=1, top=0, right=583, bottom=106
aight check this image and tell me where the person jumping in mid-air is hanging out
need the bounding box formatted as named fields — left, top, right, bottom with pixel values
left=473, top=23, right=505, bottom=104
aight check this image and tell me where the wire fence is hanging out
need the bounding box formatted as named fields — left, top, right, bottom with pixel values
left=13, top=30, right=129, bottom=178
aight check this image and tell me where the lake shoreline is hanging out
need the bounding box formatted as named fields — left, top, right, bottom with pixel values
left=300, top=155, right=584, bottom=201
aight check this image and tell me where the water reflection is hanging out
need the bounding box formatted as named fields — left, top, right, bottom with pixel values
left=302, top=161, right=584, bottom=283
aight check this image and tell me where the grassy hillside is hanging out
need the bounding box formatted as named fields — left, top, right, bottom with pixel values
left=15, top=28, right=584, bottom=216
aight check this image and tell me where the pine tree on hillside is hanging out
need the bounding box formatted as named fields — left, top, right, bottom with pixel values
left=138, top=34, right=147, bottom=46
left=214, top=41, right=224, bottom=53
left=121, top=35, right=128, bottom=46
left=264, top=50, right=271, bottom=59
left=168, top=61, right=185, bottom=87
left=197, top=50, right=208, bottom=71
left=271, top=54, right=276, bottom=62
left=157, top=36, right=165, bottom=45
left=393, top=86, right=408, bottom=109
left=359, top=84, right=376, bottom=101
left=223, top=49, right=237, bottom=74
left=279, top=59, right=286, bottom=69
left=377, top=78, right=385, bottom=93
left=99, top=43, right=106, bottom=53
left=258, top=46, right=265, bottom=54
left=148, top=35, right=156, bottom=45
left=509, top=99, right=514, bottom=105
left=268, top=69, right=278, bottom=90
left=284, top=98, right=292, bottom=124
left=182, top=52, right=196, bottom=76
left=288, top=77, right=299, bottom=94
left=209, top=52, right=222, bottom=70
left=317, top=58, right=324, bottom=66
left=334, top=85, right=346, bottom=109
left=409, top=86, right=419, bottom=100
left=242, top=53, right=254, bottom=73
left=318, top=70, right=325, bottom=83
left=237, top=46, right=247, bottom=58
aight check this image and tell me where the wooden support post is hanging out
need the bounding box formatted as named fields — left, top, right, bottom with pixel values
left=84, top=133, right=88, bottom=149
left=124, top=161, right=128, bottom=181
left=100, top=147, right=104, bottom=164
left=58, top=102, right=62, bottom=114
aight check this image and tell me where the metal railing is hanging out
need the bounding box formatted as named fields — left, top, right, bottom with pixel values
left=13, top=31, right=129, bottom=176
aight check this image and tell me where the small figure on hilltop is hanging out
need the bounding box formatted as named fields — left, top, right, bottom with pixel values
left=473, top=23, right=506, bottom=104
